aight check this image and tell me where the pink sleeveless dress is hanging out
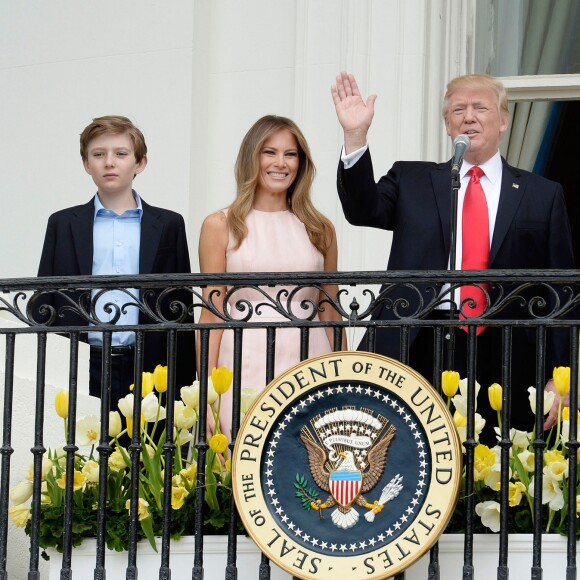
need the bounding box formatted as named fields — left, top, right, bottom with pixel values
left=216, top=209, right=332, bottom=435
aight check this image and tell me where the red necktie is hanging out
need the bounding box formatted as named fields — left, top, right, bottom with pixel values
left=460, top=166, right=489, bottom=334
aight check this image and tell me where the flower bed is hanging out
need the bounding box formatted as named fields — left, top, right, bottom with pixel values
left=442, top=367, right=578, bottom=536
left=9, top=366, right=257, bottom=552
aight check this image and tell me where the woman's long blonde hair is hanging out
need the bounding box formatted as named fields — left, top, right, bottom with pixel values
left=228, top=115, right=333, bottom=255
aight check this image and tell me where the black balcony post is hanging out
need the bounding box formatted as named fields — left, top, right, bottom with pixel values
left=193, top=328, right=210, bottom=580
left=300, top=327, right=309, bottom=362
left=426, top=324, right=444, bottom=580
left=258, top=326, right=277, bottom=580
left=566, top=327, right=579, bottom=580
left=94, top=331, right=113, bottom=580
left=126, top=330, right=145, bottom=580
left=160, top=328, right=178, bottom=580
left=497, top=325, right=512, bottom=580
left=461, top=325, right=478, bottom=580
left=0, top=333, right=15, bottom=580
left=531, top=326, right=547, bottom=580
left=59, top=333, right=80, bottom=580
left=27, top=333, right=48, bottom=580
left=226, top=327, right=244, bottom=580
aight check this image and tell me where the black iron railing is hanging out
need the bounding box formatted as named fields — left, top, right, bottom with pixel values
left=0, top=270, right=578, bottom=580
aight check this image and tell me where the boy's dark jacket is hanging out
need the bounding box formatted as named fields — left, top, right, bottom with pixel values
left=34, top=196, right=196, bottom=389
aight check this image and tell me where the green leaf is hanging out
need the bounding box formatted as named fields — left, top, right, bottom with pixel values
left=140, top=515, right=158, bottom=552
left=512, top=453, right=530, bottom=488
left=205, top=469, right=219, bottom=512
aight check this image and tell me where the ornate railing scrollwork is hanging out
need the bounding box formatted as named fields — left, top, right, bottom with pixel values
left=0, top=270, right=577, bottom=333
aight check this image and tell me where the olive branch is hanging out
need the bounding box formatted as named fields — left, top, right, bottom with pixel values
left=294, top=474, right=319, bottom=512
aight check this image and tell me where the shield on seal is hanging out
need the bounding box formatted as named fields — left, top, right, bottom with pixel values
left=329, top=469, right=362, bottom=507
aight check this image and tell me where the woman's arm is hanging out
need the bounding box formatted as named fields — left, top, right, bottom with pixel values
left=197, top=211, right=229, bottom=375
left=318, top=223, right=346, bottom=350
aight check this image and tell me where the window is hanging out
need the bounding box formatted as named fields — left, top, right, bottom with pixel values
left=474, top=1, right=580, bottom=264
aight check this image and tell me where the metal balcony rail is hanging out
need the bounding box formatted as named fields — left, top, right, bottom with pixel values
left=0, top=270, right=578, bottom=580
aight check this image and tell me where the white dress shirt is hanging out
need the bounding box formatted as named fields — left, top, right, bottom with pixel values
left=341, top=145, right=504, bottom=306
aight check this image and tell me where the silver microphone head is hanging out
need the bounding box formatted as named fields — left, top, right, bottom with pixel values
left=451, top=134, right=471, bottom=175
left=453, top=134, right=471, bottom=151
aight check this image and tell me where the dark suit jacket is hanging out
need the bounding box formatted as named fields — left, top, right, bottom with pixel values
left=337, top=149, right=575, bottom=370
left=35, top=196, right=196, bottom=389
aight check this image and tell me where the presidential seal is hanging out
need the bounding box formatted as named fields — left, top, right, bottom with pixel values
left=232, top=352, right=461, bottom=580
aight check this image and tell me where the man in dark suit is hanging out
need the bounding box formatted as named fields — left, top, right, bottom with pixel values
left=36, top=115, right=195, bottom=409
left=331, top=72, right=574, bottom=442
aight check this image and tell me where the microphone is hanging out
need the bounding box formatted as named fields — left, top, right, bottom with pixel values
left=451, top=134, right=471, bottom=176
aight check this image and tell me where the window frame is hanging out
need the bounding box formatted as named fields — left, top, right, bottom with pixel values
left=501, top=74, right=580, bottom=102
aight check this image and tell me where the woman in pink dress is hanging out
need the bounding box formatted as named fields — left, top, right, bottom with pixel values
left=198, top=115, right=345, bottom=438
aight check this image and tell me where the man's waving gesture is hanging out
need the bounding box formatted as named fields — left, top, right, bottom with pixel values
left=331, top=72, right=377, bottom=154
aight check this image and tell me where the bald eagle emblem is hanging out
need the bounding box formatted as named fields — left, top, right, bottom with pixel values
left=298, top=407, right=402, bottom=530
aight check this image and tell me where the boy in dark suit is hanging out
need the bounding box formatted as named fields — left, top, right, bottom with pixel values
left=37, top=115, right=195, bottom=409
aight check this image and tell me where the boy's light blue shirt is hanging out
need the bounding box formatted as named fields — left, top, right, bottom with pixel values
left=88, top=191, right=143, bottom=347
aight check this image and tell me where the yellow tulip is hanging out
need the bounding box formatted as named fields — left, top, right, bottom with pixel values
left=453, top=411, right=467, bottom=428
left=153, top=365, right=168, bottom=393
left=508, top=482, right=526, bottom=507
left=488, top=383, right=503, bottom=412
left=141, top=372, right=154, bottom=397
left=546, top=459, right=568, bottom=481
left=545, top=449, right=566, bottom=466
left=179, top=462, right=197, bottom=486
left=473, top=444, right=495, bottom=482
left=561, top=407, right=580, bottom=422
left=553, top=366, right=571, bottom=396
left=55, top=390, right=69, bottom=419
left=209, top=433, right=228, bottom=454
left=171, top=486, right=189, bottom=510
left=128, top=372, right=154, bottom=397
left=56, top=470, right=86, bottom=492
left=8, top=504, right=31, bottom=528
left=126, top=497, right=150, bottom=521
left=211, top=367, right=234, bottom=395
left=441, top=371, right=460, bottom=397
left=125, top=414, right=145, bottom=438
left=126, top=417, right=135, bottom=438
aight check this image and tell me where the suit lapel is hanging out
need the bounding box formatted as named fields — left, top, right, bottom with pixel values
left=431, top=164, right=453, bottom=260
left=490, top=161, right=525, bottom=265
left=139, top=199, right=163, bottom=274
left=70, top=200, right=95, bottom=274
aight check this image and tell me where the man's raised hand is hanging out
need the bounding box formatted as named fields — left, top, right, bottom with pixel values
left=331, top=72, right=377, bottom=153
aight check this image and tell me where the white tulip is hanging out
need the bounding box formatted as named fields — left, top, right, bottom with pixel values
left=142, top=393, right=166, bottom=422
left=76, top=416, right=101, bottom=446
left=240, top=388, right=260, bottom=414
left=9, top=481, right=33, bottom=504
left=109, top=411, right=123, bottom=438
left=528, top=386, right=555, bottom=416
left=475, top=500, right=501, bottom=532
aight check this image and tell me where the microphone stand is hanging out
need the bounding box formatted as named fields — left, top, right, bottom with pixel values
left=447, top=167, right=461, bottom=370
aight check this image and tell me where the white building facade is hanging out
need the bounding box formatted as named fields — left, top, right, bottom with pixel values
left=1, top=1, right=579, bottom=577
